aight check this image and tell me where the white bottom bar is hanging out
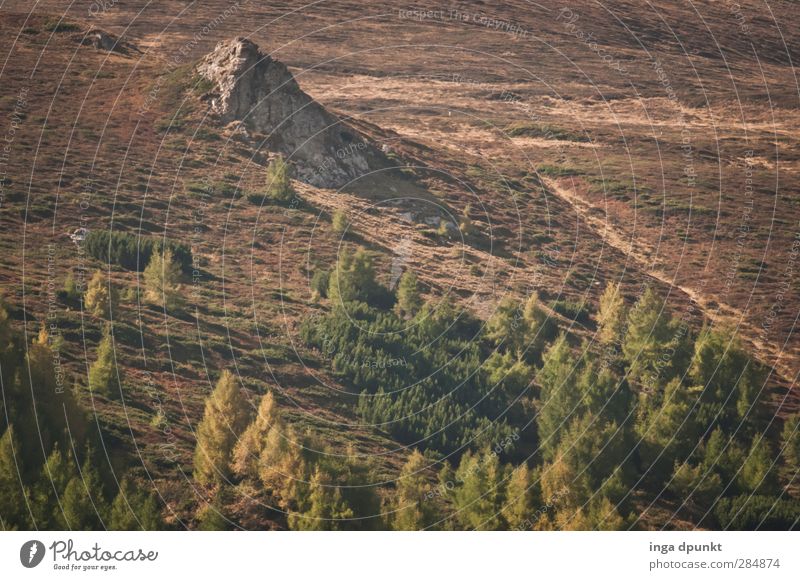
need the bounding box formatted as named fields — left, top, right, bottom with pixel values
left=1, top=531, right=797, bottom=578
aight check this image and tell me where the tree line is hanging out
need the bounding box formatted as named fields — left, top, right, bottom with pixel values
left=0, top=298, right=163, bottom=530
left=189, top=246, right=800, bottom=530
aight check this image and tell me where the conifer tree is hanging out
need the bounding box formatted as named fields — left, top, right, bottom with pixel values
left=502, top=463, right=537, bottom=530
left=30, top=444, right=76, bottom=529
left=540, top=454, right=581, bottom=521
left=690, top=326, right=762, bottom=429
left=265, top=155, right=295, bottom=203
left=394, top=270, right=422, bottom=319
left=637, top=378, right=699, bottom=475
left=232, top=391, right=279, bottom=480
left=256, top=424, right=306, bottom=510
left=88, top=323, right=121, bottom=399
left=597, top=282, right=626, bottom=345
left=622, top=287, right=689, bottom=386
left=523, top=291, right=551, bottom=356
left=536, top=335, right=581, bottom=460
left=63, top=272, right=80, bottom=302
left=336, top=446, right=382, bottom=530
left=702, top=427, right=745, bottom=487
left=84, top=270, right=117, bottom=318
left=577, top=360, right=632, bottom=425
left=587, top=496, right=626, bottom=530
left=331, top=209, right=349, bottom=234
left=27, top=326, right=86, bottom=448
left=0, top=426, right=29, bottom=529
left=741, top=437, right=778, bottom=494
left=393, top=449, right=438, bottom=530
left=780, top=413, right=800, bottom=478
left=61, top=448, right=108, bottom=530
left=193, top=370, right=250, bottom=485
left=109, top=477, right=162, bottom=530
left=143, top=247, right=182, bottom=310
left=328, top=248, right=378, bottom=306
left=289, top=465, right=354, bottom=530
left=486, top=297, right=527, bottom=357
left=553, top=505, right=592, bottom=531
left=669, top=459, right=722, bottom=505
left=310, top=269, right=330, bottom=300
left=453, top=448, right=503, bottom=530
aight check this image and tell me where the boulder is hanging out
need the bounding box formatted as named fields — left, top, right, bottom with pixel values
left=196, top=38, right=389, bottom=188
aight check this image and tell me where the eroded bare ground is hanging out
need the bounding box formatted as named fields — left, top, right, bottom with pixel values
left=1, top=0, right=799, bottom=526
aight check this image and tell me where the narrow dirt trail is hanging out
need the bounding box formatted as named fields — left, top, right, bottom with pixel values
left=298, top=174, right=796, bottom=390
left=541, top=176, right=796, bottom=386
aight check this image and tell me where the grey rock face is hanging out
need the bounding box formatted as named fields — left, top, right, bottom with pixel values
left=197, top=38, right=386, bottom=188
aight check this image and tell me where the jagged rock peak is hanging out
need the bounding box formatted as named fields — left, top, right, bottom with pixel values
left=197, top=38, right=387, bottom=188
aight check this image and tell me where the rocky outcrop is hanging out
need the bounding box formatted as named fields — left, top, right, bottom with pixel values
left=197, top=38, right=389, bottom=188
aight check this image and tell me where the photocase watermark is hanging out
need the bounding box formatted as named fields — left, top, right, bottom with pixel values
left=398, top=8, right=529, bottom=39
left=424, top=430, right=521, bottom=501
left=20, top=540, right=45, bottom=568
left=87, top=0, right=120, bottom=17
left=556, top=8, right=629, bottom=76
left=390, top=235, right=413, bottom=289
left=721, top=150, right=755, bottom=300
left=334, top=353, right=408, bottom=369
left=49, top=539, right=158, bottom=572
left=45, top=243, right=65, bottom=393
left=189, top=177, right=216, bottom=302
left=305, top=140, right=369, bottom=187
left=20, top=538, right=158, bottom=571
left=0, top=86, right=28, bottom=211
left=137, top=0, right=250, bottom=117
left=138, top=369, right=180, bottom=465
left=724, top=1, right=752, bottom=35
left=512, top=486, right=570, bottom=531
left=759, top=223, right=800, bottom=343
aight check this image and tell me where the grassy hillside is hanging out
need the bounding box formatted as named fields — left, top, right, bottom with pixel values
left=0, top=4, right=798, bottom=530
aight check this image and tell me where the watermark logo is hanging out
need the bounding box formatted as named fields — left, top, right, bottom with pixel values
left=20, top=540, right=46, bottom=568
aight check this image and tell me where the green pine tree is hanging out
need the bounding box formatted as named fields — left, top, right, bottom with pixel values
left=394, top=270, right=422, bottom=319
left=486, top=297, right=527, bottom=357
left=109, top=477, right=162, bottom=530
left=741, top=437, right=778, bottom=494
left=61, top=447, right=108, bottom=530
left=622, top=287, right=689, bottom=386
left=536, top=335, right=581, bottom=460
left=0, top=426, right=30, bottom=529
left=328, top=248, right=379, bottom=306
left=88, top=323, right=121, bottom=399
left=597, top=282, right=626, bottom=345
left=143, top=247, right=182, bottom=310
left=780, top=413, right=800, bottom=479
left=265, top=155, right=295, bottom=203
left=690, top=326, right=762, bottom=430
left=453, top=448, right=503, bottom=530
